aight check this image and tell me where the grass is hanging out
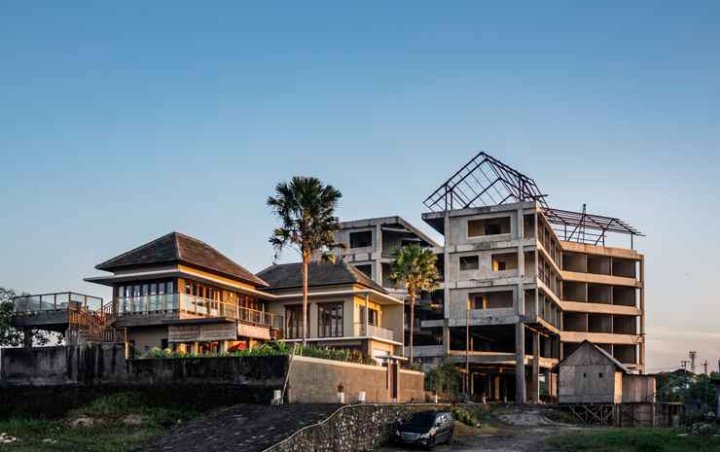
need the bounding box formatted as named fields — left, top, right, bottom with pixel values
left=0, top=392, right=198, bottom=452
left=547, top=428, right=720, bottom=452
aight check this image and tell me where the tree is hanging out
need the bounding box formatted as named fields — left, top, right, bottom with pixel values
left=389, top=244, right=439, bottom=364
left=0, top=287, right=52, bottom=347
left=0, top=287, right=22, bottom=346
left=267, top=176, right=342, bottom=346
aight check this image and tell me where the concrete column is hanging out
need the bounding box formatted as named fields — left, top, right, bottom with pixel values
left=493, top=375, right=501, bottom=400
left=22, top=328, right=33, bottom=349
left=515, top=322, right=526, bottom=404
left=374, top=225, right=383, bottom=284
left=531, top=330, right=540, bottom=403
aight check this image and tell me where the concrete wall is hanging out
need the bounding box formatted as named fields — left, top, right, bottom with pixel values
left=1, top=345, right=287, bottom=402
left=288, top=355, right=425, bottom=404
left=1, top=345, right=128, bottom=386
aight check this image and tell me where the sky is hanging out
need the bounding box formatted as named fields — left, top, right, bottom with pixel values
left=1, top=1, right=718, bottom=372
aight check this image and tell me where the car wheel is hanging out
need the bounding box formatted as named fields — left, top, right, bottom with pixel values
left=426, top=435, right=436, bottom=451
left=446, top=429, right=454, bottom=444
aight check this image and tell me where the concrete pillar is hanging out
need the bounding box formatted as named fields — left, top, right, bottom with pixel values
left=515, top=322, right=526, bottom=404
left=493, top=375, right=501, bottom=400
left=22, top=328, right=33, bottom=349
left=531, top=330, right=540, bottom=403
left=374, top=224, right=383, bottom=284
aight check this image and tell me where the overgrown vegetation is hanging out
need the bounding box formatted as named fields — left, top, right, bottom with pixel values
left=134, top=341, right=377, bottom=365
left=547, top=428, right=720, bottom=452
left=0, top=392, right=198, bottom=452
left=424, top=359, right=461, bottom=396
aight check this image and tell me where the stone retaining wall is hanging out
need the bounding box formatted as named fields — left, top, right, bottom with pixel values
left=265, top=404, right=450, bottom=452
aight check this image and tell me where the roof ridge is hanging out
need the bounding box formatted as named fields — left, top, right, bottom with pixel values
left=96, top=232, right=177, bottom=270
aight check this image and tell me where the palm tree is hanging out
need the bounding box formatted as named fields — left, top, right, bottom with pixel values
left=267, top=176, right=342, bottom=346
left=389, top=244, right=439, bottom=364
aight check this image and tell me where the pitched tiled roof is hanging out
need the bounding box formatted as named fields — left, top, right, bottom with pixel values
left=95, top=232, right=268, bottom=287
left=257, top=260, right=388, bottom=294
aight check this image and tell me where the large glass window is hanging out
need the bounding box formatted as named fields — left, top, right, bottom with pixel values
left=318, top=302, right=344, bottom=337
left=285, top=305, right=305, bottom=339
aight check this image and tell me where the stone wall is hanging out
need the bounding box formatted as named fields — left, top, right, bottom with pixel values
left=266, top=403, right=450, bottom=452
left=287, top=356, right=425, bottom=404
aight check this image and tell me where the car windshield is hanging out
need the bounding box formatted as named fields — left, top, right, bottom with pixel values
left=407, top=412, right=437, bottom=426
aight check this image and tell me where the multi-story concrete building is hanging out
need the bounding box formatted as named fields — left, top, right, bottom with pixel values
left=337, top=153, right=645, bottom=404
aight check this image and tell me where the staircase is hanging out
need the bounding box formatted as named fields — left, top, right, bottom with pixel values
left=67, top=302, right=125, bottom=344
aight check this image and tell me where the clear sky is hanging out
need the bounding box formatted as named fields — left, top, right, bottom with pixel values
left=1, top=1, right=718, bottom=372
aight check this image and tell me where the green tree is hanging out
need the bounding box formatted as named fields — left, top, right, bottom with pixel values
left=389, top=244, right=439, bottom=364
left=267, top=176, right=342, bottom=346
left=0, top=287, right=22, bottom=346
left=0, top=287, right=51, bottom=347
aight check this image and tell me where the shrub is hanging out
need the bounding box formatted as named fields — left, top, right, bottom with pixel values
left=425, top=360, right=461, bottom=395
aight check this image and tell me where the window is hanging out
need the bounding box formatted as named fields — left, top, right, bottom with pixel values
left=355, top=264, right=372, bottom=278
left=459, top=255, right=479, bottom=271
left=491, top=252, right=518, bottom=271
left=468, top=217, right=511, bottom=237
left=318, top=302, right=344, bottom=337
left=599, top=372, right=604, bottom=378
left=359, top=307, right=379, bottom=326
left=349, top=231, right=372, bottom=248
left=285, top=305, right=305, bottom=339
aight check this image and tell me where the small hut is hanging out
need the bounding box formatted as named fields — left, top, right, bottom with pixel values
left=557, top=341, right=656, bottom=426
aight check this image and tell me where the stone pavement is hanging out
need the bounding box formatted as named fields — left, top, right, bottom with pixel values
left=137, top=403, right=341, bottom=452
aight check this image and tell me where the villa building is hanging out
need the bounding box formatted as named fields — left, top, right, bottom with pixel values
left=84, top=232, right=282, bottom=354
left=257, top=261, right=405, bottom=361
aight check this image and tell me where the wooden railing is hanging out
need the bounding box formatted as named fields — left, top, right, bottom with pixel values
left=114, top=293, right=283, bottom=329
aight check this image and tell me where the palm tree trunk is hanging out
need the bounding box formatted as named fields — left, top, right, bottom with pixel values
left=302, top=255, right=309, bottom=347
left=409, top=290, right=415, bottom=364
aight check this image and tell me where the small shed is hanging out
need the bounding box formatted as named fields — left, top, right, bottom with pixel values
left=558, top=341, right=629, bottom=404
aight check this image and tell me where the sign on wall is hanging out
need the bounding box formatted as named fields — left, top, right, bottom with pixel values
left=168, top=322, right=237, bottom=342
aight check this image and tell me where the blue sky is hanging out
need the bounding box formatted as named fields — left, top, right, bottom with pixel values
left=1, top=1, right=718, bottom=371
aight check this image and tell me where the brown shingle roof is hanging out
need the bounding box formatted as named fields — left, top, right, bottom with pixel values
left=257, top=260, right=388, bottom=294
left=95, top=232, right=268, bottom=287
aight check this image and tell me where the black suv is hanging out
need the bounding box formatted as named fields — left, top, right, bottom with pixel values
left=394, top=410, right=454, bottom=449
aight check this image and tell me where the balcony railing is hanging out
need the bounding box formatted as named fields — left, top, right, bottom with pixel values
left=12, top=292, right=103, bottom=314
left=116, top=293, right=282, bottom=329
left=354, top=322, right=396, bottom=341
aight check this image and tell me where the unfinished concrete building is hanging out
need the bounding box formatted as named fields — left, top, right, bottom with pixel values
left=337, top=153, right=645, bottom=404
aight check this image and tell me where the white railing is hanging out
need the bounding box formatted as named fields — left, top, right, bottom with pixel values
left=12, top=292, right=103, bottom=314
left=354, top=322, right=396, bottom=341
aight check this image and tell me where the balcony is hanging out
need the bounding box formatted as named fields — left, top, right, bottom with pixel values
left=354, top=322, right=396, bottom=342
left=12, top=292, right=103, bottom=315
left=116, top=293, right=283, bottom=330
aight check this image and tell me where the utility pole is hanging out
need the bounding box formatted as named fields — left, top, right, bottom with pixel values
left=465, top=299, right=470, bottom=397
left=689, top=351, right=697, bottom=374
left=703, top=360, right=708, bottom=376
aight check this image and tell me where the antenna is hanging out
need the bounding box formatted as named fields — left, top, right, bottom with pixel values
left=689, top=351, right=697, bottom=374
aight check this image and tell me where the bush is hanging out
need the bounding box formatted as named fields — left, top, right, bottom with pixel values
left=452, top=407, right=479, bottom=427
left=425, top=360, right=461, bottom=396
left=134, top=342, right=378, bottom=365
